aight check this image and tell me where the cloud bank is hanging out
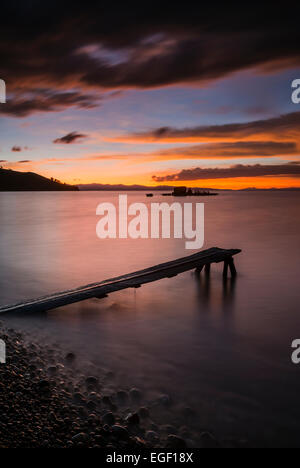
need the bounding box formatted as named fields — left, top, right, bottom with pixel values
left=152, top=163, right=300, bottom=181
left=1, top=4, right=300, bottom=116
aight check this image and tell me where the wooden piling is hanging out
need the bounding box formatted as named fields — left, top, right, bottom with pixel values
left=223, top=261, right=229, bottom=278
left=229, top=258, right=237, bottom=277
left=223, top=257, right=237, bottom=278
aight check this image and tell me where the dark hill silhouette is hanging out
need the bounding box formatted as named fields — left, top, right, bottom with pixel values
left=0, top=168, right=78, bottom=191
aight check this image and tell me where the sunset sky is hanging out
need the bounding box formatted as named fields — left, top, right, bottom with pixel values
left=1, top=3, right=300, bottom=189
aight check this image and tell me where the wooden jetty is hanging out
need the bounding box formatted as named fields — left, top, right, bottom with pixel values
left=0, top=247, right=241, bottom=315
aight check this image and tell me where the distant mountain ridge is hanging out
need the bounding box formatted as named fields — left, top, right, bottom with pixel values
left=78, top=183, right=174, bottom=191
left=78, top=184, right=300, bottom=192
left=77, top=183, right=221, bottom=191
left=0, top=168, right=78, bottom=191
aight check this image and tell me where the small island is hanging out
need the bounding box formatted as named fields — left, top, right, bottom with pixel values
left=171, top=186, right=218, bottom=197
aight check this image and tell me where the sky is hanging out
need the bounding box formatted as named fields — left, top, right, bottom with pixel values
left=1, top=3, right=300, bottom=189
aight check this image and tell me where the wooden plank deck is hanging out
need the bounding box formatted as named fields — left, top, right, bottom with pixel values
left=0, top=247, right=241, bottom=315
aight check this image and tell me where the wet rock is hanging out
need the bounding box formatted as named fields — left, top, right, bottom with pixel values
left=72, top=432, right=88, bottom=443
left=88, top=391, right=100, bottom=401
left=166, top=435, right=186, bottom=449
left=65, top=352, right=76, bottom=363
left=94, top=435, right=105, bottom=445
left=125, top=412, right=140, bottom=425
left=185, top=438, right=196, bottom=448
left=87, top=413, right=98, bottom=424
left=179, top=426, right=190, bottom=438
left=159, top=394, right=172, bottom=407
left=47, top=366, right=57, bottom=375
left=86, top=400, right=97, bottom=411
left=150, top=422, right=159, bottom=431
left=146, top=430, right=159, bottom=443
left=86, top=385, right=96, bottom=393
left=85, top=376, right=98, bottom=387
left=111, top=425, right=129, bottom=440
left=110, top=403, right=118, bottom=412
left=182, top=406, right=195, bottom=418
left=103, top=412, right=115, bottom=426
left=102, top=395, right=112, bottom=406
left=138, top=407, right=150, bottom=419
left=134, top=436, right=147, bottom=447
left=199, top=432, right=220, bottom=448
left=37, top=379, right=51, bottom=394
left=162, top=424, right=177, bottom=434
left=129, top=388, right=142, bottom=402
left=102, top=424, right=111, bottom=432
left=116, top=390, right=128, bottom=404
left=73, top=392, right=84, bottom=403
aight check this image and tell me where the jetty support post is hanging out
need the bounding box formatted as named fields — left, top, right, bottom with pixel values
left=223, top=257, right=237, bottom=278
left=205, top=264, right=211, bottom=275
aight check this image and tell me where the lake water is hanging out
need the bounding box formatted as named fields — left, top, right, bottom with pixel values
left=1, top=191, right=300, bottom=447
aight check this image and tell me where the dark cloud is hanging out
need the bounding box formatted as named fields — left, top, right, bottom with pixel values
left=17, top=160, right=31, bottom=163
left=152, top=163, right=300, bottom=181
left=0, top=90, right=100, bottom=118
left=53, top=131, right=88, bottom=144
left=156, top=141, right=298, bottom=159
left=0, top=160, right=7, bottom=163
left=1, top=3, right=300, bottom=115
left=116, top=112, right=300, bottom=143
left=11, top=146, right=29, bottom=152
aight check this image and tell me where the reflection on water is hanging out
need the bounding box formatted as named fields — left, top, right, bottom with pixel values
left=195, top=270, right=237, bottom=312
left=1, top=190, right=300, bottom=446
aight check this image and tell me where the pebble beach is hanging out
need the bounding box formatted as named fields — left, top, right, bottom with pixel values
left=0, top=323, right=233, bottom=449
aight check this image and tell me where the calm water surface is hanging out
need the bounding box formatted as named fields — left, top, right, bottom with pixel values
left=1, top=191, right=300, bottom=446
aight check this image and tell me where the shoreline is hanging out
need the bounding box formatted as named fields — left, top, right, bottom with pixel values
left=0, top=324, right=215, bottom=449
left=0, top=325, right=153, bottom=448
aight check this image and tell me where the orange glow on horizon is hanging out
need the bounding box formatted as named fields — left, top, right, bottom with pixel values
left=4, top=163, right=300, bottom=190
left=165, top=177, right=300, bottom=190
left=107, top=134, right=300, bottom=145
